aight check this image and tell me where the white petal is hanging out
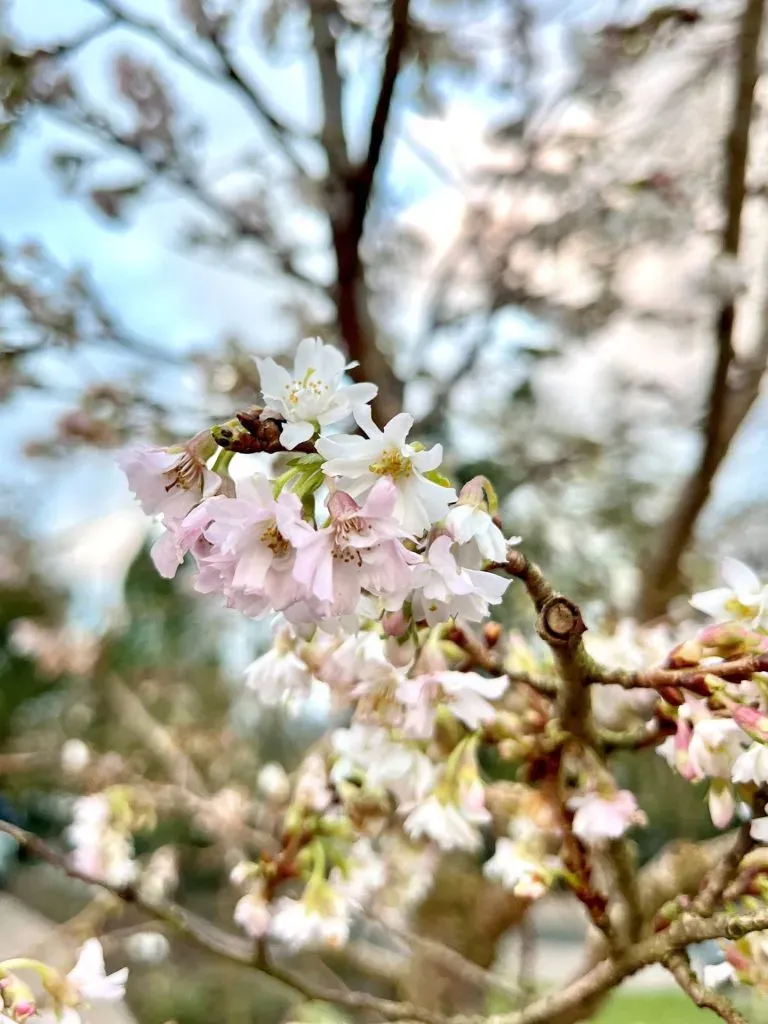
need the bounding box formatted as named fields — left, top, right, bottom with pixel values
left=689, top=588, right=731, bottom=619
left=256, top=357, right=292, bottom=402
left=280, top=420, right=315, bottom=449
left=751, top=815, right=768, bottom=842
left=721, top=556, right=760, bottom=595
left=69, top=938, right=106, bottom=986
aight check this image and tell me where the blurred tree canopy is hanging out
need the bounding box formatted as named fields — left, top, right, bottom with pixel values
left=1, top=0, right=768, bottom=615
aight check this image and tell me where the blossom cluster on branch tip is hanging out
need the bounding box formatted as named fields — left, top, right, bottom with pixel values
left=110, top=340, right=768, bottom=974
left=0, top=939, right=127, bottom=1024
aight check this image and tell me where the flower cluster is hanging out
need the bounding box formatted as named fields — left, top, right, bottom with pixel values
left=116, top=339, right=768, bottom=976
left=120, top=339, right=512, bottom=633
left=657, top=559, right=768, bottom=838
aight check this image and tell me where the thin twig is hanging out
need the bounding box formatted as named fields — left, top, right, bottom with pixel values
left=86, top=0, right=309, bottom=175
left=663, top=951, right=746, bottom=1024
left=0, top=820, right=446, bottom=1024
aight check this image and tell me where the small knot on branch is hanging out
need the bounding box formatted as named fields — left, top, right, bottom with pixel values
left=537, top=596, right=586, bottom=647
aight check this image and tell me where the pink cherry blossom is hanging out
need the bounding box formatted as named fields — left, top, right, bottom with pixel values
left=569, top=790, right=645, bottom=845
left=284, top=478, right=416, bottom=617
left=117, top=432, right=220, bottom=521
left=397, top=670, right=508, bottom=738
left=193, top=476, right=306, bottom=617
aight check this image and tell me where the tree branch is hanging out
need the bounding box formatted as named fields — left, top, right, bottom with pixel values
left=306, top=0, right=404, bottom=424
left=352, top=0, right=411, bottom=241
left=636, top=0, right=766, bottom=620
left=43, top=100, right=320, bottom=292
left=663, top=951, right=746, bottom=1024
left=0, top=819, right=448, bottom=1024
left=86, top=0, right=309, bottom=176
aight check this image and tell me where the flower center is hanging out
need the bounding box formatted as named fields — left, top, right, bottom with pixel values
left=164, top=452, right=201, bottom=493
left=284, top=370, right=330, bottom=412
left=369, top=447, right=412, bottom=479
left=260, top=521, right=290, bottom=558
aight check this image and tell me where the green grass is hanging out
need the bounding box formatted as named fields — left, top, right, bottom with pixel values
left=593, top=989, right=767, bottom=1023
left=593, top=992, right=707, bottom=1022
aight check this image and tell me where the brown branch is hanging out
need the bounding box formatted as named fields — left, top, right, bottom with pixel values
left=44, top=102, right=319, bottom=292
left=5, top=819, right=768, bottom=1024
left=501, top=551, right=594, bottom=741
left=636, top=0, right=766, bottom=621
left=598, top=652, right=768, bottom=692
left=306, top=0, right=404, bottom=424
left=86, top=0, right=309, bottom=175
left=693, top=793, right=765, bottom=917
left=352, top=0, right=411, bottom=241
left=663, top=951, right=746, bottom=1024
left=0, top=819, right=448, bottom=1024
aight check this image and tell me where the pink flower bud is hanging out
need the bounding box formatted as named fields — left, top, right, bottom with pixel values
left=9, top=998, right=37, bottom=1022
left=382, top=609, right=408, bottom=637
left=731, top=704, right=768, bottom=742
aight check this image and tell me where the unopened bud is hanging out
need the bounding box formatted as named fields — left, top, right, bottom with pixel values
left=382, top=609, right=408, bottom=638
left=483, top=622, right=502, bottom=647
left=257, top=762, right=291, bottom=804
left=731, top=704, right=768, bottom=742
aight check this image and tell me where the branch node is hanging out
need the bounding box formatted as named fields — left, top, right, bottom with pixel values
left=537, top=597, right=586, bottom=647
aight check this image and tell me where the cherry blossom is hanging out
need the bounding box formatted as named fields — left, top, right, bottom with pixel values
left=329, top=839, right=386, bottom=906
left=195, top=477, right=305, bottom=616
left=317, top=407, right=456, bottom=533
left=690, top=557, right=768, bottom=629
left=294, top=753, right=333, bottom=812
left=269, top=887, right=351, bottom=950
left=285, top=479, right=416, bottom=617
left=403, top=791, right=488, bottom=852
left=732, top=742, right=768, bottom=785
left=569, top=790, right=645, bottom=845
left=67, top=795, right=136, bottom=887
left=244, top=621, right=315, bottom=705
left=234, top=886, right=272, bottom=938
left=117, top=431, right=220, bottom=520
left=410, top=535, right=510, bottom=625
left=257, top=762, right=291, bottom=803
left=687, top=717, right=749, bottom=780
left=257, top=336, right=377, bottom=450
left=445, top=478, right=517, bottom=566
left=397, top=670, right=508, bottom=738
left=483, top=838, right=561, bottom=899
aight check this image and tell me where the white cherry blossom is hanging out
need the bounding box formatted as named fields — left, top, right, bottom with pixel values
left=732, top=742, right=768, bottom=785
left=688, top=718, right=749, bottom=780
left=690, top=557, right=768, bottom=629
left=65, top=939, right=128, bottom=1004
left=483, top=838, right=561, bottom=899
left=317, top=408, right=456, bottom=533
left=244, top=621, right=315, bottom=705
left=397, top=670, right=508, bottom=738
left=403, top=793, right=487, bottom=852
left=257, top=337, right=377, bottom=450
left=269, top=887, right=351, bottom=950
left=234, top=886, right=272, bottom=938
left=410, top=535, right=510, bottom=625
